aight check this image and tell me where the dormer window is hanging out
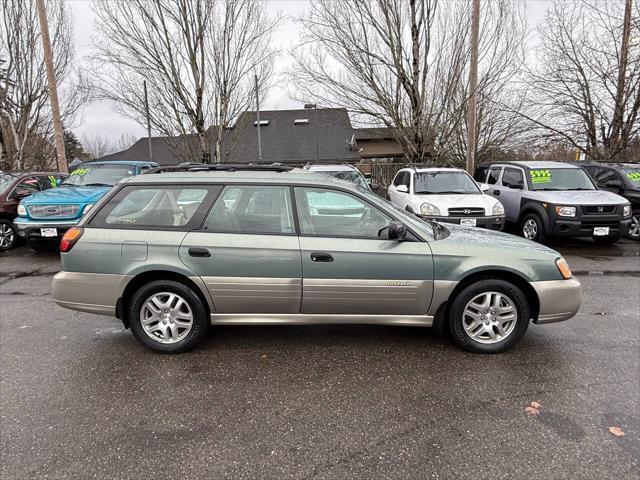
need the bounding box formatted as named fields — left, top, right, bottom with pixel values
left=253, top=120, right=269, bottom=126
left=294, top=119, right=309, bottom=125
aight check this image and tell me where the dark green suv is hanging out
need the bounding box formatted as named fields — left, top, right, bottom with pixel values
left=52, top=164, right=581, bottom=354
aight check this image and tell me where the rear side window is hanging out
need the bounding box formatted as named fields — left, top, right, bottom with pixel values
left=203, top=186, right=295, bottom=235
left=487, top=167, right=502, bottom=185
left=91, top=186, right=210, bottom=228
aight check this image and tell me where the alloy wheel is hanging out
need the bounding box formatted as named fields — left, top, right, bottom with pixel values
left=462, top=292, right=518, bottom=344
left=522, top=218, right=538, bottom=240
left=629, top=215, right=640, bottom=240
left=0, top=222, right=16, bottom=249
left=140, top=292, right=194, bottom=344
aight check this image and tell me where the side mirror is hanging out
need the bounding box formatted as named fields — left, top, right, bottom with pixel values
left=388, top=221, right=407, bottom=241
left=508, top=182, right=523, bottom=190
left=397, top=184, right=409, bottom=193
left=479, top=183, right=490, bottom=192
left=604, top=179, right=622, bottom=189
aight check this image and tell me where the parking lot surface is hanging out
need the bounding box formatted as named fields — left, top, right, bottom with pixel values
left=1, top=238, right=639, bottom=479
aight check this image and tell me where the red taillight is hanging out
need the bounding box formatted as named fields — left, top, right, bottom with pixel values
left=60, top=227, right=83, bottom=253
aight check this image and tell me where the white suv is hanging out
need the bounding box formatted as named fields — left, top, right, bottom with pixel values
left=387, top=167, right=505, bottom=230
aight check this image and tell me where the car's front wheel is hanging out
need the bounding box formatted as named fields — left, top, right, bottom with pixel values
left=0, top=220, right=17, bottom=252
left=449, top=279, right=531, bottom=353
left=627, top=213, right=640, bottom=240
left=128, top=280, right=209, bottom=353
left=520, top=213, right=546, bottom=243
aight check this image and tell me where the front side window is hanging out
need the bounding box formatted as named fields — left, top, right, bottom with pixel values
left=98, top=187, right=208, bottom=227
left=528, top=168, right=595, bottom=191
left=502, top=168, right=525, bottom=189
left=38, top=175, right=64, bottom=190
left=413, top=171, right=481, bottom=194
left=12, top=177, right=40, bottom=197
left=204, top=186, right=294, bottom=234
left=64, top=164, right=137, bottom=187
left=295, top=187, right=390, bottom=238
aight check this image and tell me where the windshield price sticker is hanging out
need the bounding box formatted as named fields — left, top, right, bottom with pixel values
left=71, top=167, right=89, bottom=176
left=626, top=172, right=640, bottom=182
left=530, top=169, right=552, bottom=184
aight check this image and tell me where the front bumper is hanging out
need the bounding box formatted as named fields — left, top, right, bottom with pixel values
left=418, top=214, right=505, bottom=230
left=13, top=219, right=79, bottom=240
left=531, top=278, right=581, bottom=324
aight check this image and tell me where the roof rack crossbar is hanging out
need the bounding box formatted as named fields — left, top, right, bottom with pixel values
left=144, top=162, right=294, bottom=174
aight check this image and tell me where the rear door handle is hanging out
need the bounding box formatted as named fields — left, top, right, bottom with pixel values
left=493, top=190, right=501, bottom=196
left=310, top=252, right=334, bottom=262
left=188, top=247, right=211, bottom=258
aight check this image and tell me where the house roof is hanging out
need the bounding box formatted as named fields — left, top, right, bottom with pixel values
left=353, top=127, right=396, bottom=140
left=223, top=108, right=360, bottom=164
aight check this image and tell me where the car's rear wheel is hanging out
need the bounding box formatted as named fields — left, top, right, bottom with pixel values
left=128, top=280, right=209, bottom=353
left=449, top=279, right=531, bottom=353
left=627, top=213, right=640, bottom=240
left=520, top=213, right=546, bottom=243
left=0, top=220, right=17, bottom=252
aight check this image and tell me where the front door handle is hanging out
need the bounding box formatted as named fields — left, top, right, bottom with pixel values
left=310, top=252, right=334, bottom=262
left=493, top=190, right=501, bottom=196
left=188, top=247, right=211, bottom=258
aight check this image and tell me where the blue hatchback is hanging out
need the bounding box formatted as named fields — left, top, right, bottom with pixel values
left=14, top=160, right=157, bottom=250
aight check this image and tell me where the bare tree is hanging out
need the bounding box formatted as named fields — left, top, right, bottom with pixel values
left=91, top=0, right=281, bottom=164
left=290, top=0, right=526, bottom=164
left=115, top=132, right=139, bottom=152
left=0, top=0, right=88, bottom=171
left=523, top=0, right=640, bottom=161
left=82, top=133, right=115, bottom=159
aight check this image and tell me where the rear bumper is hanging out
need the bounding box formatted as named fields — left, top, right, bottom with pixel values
left=531, top=278, right=581, bottom=324
left=13, top=219, right=78, bottom=240
left=418, top=214, right=505, bottom=230
left=52, top=271, right=131, bottom=316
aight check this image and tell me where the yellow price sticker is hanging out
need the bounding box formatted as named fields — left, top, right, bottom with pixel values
left=530, top=169, right=552, bottom=184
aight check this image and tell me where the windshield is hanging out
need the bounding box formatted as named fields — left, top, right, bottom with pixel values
left=0, top=174, right=17, bottom=194
left=63, top=164, right=136, bottom=187
left=529, top=168, right=595, bottom=191
left=414, top=171, right=480, bottom=194
left=621, top=167, right=640, bottom=187
left=321, top=170, right=369, bottom=190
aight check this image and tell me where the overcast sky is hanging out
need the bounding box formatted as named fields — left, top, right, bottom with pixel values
left=67, top=0, right=551, bottom=145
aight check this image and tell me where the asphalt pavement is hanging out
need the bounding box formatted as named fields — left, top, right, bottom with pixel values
left=1, top=238, right=639, bottom=479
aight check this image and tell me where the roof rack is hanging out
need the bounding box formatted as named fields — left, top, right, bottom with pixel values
left=144, top=162, right=294, bottom=174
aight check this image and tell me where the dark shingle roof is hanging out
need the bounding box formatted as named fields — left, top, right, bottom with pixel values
left=223, top=108, right=360, bottom=164
left=353, top=127, right=396, bottom=140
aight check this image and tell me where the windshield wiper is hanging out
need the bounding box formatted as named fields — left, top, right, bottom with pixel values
left=82, top=183, right=113, bottom=187
left=415, top=190, right=468, bottom=194
left=567, top=188, right=593, bottom=191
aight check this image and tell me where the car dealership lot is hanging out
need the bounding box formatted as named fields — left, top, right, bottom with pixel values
left=1, top=240, right=638, bottom=479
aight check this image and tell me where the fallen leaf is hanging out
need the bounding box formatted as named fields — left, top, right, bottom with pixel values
left=530, top=401, right=541, bottom=409
left=608, top=426, right=625, bottom=437
left=524, top=406, right=539, bottom=416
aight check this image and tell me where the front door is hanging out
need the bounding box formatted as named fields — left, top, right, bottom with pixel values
left=180, top=185, right=302, bottom=314
left=294, top=187, right=433, bottom=315
left=498, top=167, right=527, bottom=222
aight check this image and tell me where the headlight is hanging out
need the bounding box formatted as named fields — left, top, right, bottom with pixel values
left=420, top=203, right=440, bottom=216
left=82, top=204, right=94, bottom=215
left=17, top=204, right=27, bottom=217
left=556, top=257, right=572, bottom=279
left=555, top=206, right=576, bottom=217
left=623, top=204, right=631, bottom=216
left=492, top=202, right=505, bottom=215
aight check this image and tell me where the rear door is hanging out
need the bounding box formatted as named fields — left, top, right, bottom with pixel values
left=294, top=186, right=433, bottom=315
left=180, top=185, right=302, bottom=314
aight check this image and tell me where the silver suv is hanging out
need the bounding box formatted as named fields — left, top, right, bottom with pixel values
left=475, top=161, right=632, bottom=243
left=52, top=164, right=581, bottom=354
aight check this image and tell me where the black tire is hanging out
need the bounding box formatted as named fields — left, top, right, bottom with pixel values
left=626, top=213, right=639, bottom=240
left=28, top=239, right=59, bottom=252
left=449, top=279, right=531, bottom=354
left=520, top=213, right=547, bottom=243
left=0, top=219, right=17, bottom=252
left=593, top=233, right=622, bottom=244
left=128, top=279, right=209, bottom=353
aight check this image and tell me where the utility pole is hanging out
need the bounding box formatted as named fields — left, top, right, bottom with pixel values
left=304, top=103, right=318, bottom=163
left=610, top=0, right=632, bottom=160
left=254, top=73, right=262, bottom=162
left=143, top=81, right=153, bottom=161
left=465, top=0, right=480, bottom=175
left=36, top=0, right=67, bottom=174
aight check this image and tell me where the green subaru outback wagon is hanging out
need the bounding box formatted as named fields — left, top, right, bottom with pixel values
left=52, top=164, right=581, bottom=354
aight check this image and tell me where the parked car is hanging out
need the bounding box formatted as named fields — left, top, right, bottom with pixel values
left=14, top=160, right=157, bottom=251
left=474, top=161, right=632, bottom=244
left=52, top=163, right=580, bottom=354
left=578, top=162, right=640, bottom=240
left=0, top=172, right=67, bottom=252
left=387, top=166, right=505, bottom=230
left=304, top=163, right=373, bottom=190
